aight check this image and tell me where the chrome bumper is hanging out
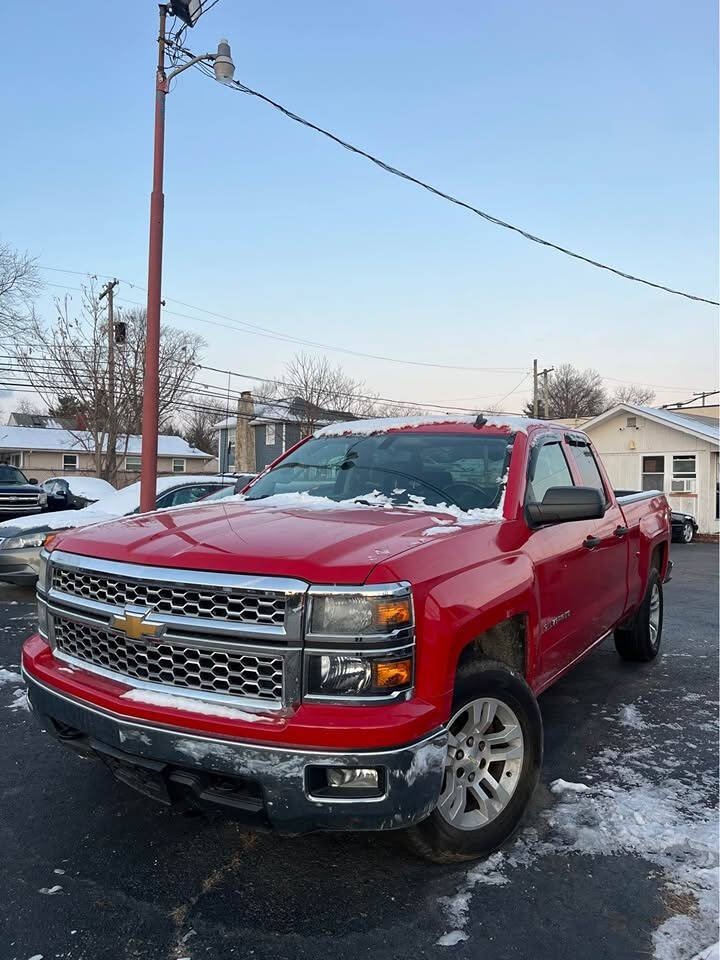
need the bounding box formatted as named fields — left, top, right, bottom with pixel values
left=24, top=670, right=447, bottom=833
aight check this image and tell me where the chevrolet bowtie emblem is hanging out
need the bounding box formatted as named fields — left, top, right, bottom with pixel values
left=110, top=608, right=165, bottom=642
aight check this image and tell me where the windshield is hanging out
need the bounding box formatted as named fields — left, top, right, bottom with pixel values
left=0, top=464, right=28, bottom=485
left=245, top=432, right=513, bottom=511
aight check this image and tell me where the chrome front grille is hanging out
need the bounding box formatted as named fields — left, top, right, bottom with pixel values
left=52, top=566, right=287, bottom=627
left=54, top=617, right=284, bottom=701
left=44, top=551, right=308, bottom=709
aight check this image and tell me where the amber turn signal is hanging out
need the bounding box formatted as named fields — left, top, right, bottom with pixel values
left=373, top=657, right=413, bottom=689
left=43, top=533, right=60, bottom=553
left=374, top=598, right=412, bottom=630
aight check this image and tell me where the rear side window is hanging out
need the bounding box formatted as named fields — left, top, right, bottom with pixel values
left=526, top=442, right=574, bottom=503
left=567, top=442, right=606, bottom=503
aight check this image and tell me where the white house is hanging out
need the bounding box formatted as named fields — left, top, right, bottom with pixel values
left=583, top=404, right=719, bottom=535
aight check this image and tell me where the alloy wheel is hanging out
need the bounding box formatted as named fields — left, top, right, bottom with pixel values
left=437, top=697, right=524, bottom=831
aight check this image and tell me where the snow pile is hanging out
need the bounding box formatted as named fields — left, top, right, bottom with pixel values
left=549, top=778, right=590, bottom=795
left=315, top=414, right=541, bottom=437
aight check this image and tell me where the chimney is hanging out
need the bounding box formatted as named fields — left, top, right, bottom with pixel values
left=235, top=391, right=256, bottom=473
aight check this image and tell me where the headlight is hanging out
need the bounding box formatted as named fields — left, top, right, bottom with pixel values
left=305, top=584, right=414, bottom=700
left=306, top=653, right=413, bottom=698
left=38, top=492, right=48, bottom=505
left=4, top=532, right=48, bottom=550
left=309, top=590, right=412, bottom=636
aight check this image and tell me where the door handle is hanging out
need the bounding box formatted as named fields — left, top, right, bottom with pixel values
left=583, top=536, right=601, bottom=549
left=614, top=525, right=629, bottom=537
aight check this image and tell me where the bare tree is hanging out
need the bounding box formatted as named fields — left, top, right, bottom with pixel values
left=14, top=396, right=48, bottom=416
left=115, top=307, right=204, bottom=433
left=523, top=364, right=608, bottom=419
left=608, top=384, right=656, bottom=407
left=259, top=353, right=378, bottom=433
left=12, top=286, right=204, bottom=484
left=181, top=395, right=229, bottom=454
left=0, top=241, right=42, bottom=337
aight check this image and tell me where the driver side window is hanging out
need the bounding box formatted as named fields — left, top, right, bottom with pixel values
left=527, top=442, right=574, bottom=503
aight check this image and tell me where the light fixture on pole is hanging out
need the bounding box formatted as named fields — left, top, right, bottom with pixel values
left=140, top=5, right=235, bottom=513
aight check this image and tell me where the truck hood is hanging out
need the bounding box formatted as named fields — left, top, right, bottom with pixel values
left=53, top=499, right=465, bottom=584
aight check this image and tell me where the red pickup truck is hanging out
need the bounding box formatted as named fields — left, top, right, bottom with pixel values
left=22, top=416, right=671, bottom=861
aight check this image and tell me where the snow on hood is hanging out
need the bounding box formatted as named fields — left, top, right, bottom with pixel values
left=314, top=414, right=540, bottom=437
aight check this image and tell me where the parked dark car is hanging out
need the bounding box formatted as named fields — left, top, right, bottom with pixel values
left=671, top=510, right=697, bottom=543
left=0, top=463, right=47, bottom=518
left=42, top=476, right=116, bottom=512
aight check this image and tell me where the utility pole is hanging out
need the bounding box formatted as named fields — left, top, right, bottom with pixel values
left=533, top=359, right=539, bottom=417
left=541, top=366, right=554, bottom=419
left=139, top=6, right=235, bottom=513
left=99, top=278, right=119, bottom=483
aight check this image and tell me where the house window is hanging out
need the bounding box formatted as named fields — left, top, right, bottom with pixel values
left=626, top=416, right=637, bottom=428
left=671, top=455, right=696, bottom=493
left=265, top=424, right=276, bottom=446
left=62, top=453, right=78, bottom=471
left=6, top=452, right=22, bottom=468
left=125, top=456, right=142, bottom=472
left=642, top=455, right=664, bottom=492
left=172, top=458, right=186, bottom=474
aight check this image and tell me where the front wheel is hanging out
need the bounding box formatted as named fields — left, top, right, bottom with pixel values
left=405, top=660, right=542, bottom=863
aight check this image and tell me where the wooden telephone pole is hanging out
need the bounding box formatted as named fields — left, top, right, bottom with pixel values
left=99, top=278, right=119, bottom=482
left=532, top=361, right=554, bottom=418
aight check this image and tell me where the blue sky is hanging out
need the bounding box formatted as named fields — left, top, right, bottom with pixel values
left=1, top=0, right=717, bottom=413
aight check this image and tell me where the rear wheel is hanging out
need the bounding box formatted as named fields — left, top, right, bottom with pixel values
left=614, top=568, right=663, bottom=662
left=406, top=660, right=542, bottom=862
left=682, top=521, right=694, bottom=544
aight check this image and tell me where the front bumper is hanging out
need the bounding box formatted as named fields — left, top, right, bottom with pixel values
left=24, top=669, right=447, bottom=833
left=0, top=546, right=41, bottom=584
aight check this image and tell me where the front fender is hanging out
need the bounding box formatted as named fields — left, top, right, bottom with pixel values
left=415, top=552, right=536, bottom=716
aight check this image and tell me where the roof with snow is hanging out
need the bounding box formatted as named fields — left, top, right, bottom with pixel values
left=9, top=412, right=76, bottom=429
left=314, top=414, right=544, bottom=437
left=583, top=404, right=720, bottom=446
left=0, top=425, right=213, bottom=458
left=213, top=397, right=349, bottom=430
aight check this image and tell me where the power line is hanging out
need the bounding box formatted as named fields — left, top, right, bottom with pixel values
left=30, top=272, right=709, bottom=395
left=166, top=46, right=719, bottom=307
left=37, top=269, right=527, bottom=374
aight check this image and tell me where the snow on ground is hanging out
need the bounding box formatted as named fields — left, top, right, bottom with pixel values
left=620, top=703, right=648, bottom=730
left=0, top=667, right=22, bottom=686
left=436, top=716, right=719, bottom=957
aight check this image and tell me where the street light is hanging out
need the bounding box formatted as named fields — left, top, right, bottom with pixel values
left=140, top=5, right=234, bottom=513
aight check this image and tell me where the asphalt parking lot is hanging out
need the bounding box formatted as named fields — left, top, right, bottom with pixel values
left=0, top=543, right=717, bottom=960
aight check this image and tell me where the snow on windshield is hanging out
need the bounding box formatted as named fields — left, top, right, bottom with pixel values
left=237, top=486, right=507, bottom=528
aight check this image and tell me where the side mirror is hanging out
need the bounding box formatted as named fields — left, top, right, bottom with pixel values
left=526, top=486, right=605, bottom=526
left=29, top=478, right=39, bottom=485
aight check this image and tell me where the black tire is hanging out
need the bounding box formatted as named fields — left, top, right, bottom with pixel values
left=614, top=568, right=663, bottom=662
left=405, top=660, right=542, bottom=863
